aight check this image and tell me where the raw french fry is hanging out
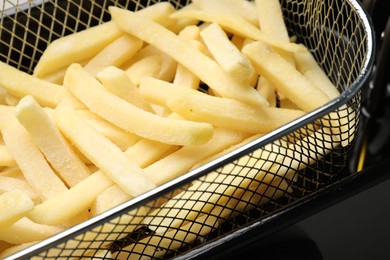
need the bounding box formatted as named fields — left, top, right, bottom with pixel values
left=64, top=63, right=214, bottom=146
left=15, top=95, right=91, bottom=187
left=96, top=66, right=154, bottom=113
left=27, top=171, right=113, bottom=225
left=33, top=21, right=123, bottom=78
left=242, top=41, right=330, bottom=112
left=0, top=190, right=34, bottom=230
left=170, top=5, right=306, bottom=53
left=166, top=3, right=199, bottom=34
left=0, top=105, right=15, bottom=130
left=209, top=0, right=259, bottom=26
left=109, top=6, right=269, bottom=107
left=4, top=93, right=19, bottom=106
left=1, top=118, right=68, bottom=200
left=84, top=34, right=143, bottom=77
left=125, top=54, right=162, bottom=85
left=0, top=242, right=37, bottom=259
left=134, top=1, right=176, bottom=28
left=0, top=61, right=82, bottom=108
left=90, top=185, right=131, bottom=216
left=53, top=107, right=156, bottom=198
left=139, top=77, right=304, bottom=134
left=0, top=176, right=41, bottom=204
left=76, top=110, right=141, bottom=151
left=200, top=22, right=254, bottom=82
left=0, top=144, right=16, bottom=167
left=0, top=167, right=23, bottom=179
left=39, top=59, right=89, bottom=85
left=256, top=76, right=277, bottom=107
left=145, top=128, right=339, bottom=233
left=255, top=0, right=295, bottom=66
left=0, top=86, right=6, bottom=104
left=144, top=128, right=248, bottom=186
left=0, top=217, right=63, bottom=245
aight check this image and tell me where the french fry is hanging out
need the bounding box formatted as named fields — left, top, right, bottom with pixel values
left=53, top=107, right=156, bottom=198
left=27, top=171, right=113, bottom=226
left=0, top=242, right=37, bottom=259
left=0, top=217, right=63, bottom=244
left=0, top=86, right=6, bottom=104
left=1, top=118, right=68, bottom=200
left=144, top=128, right=248, bottom=186
left=64, top=63, right=214, bottom=146
left=90, top=185, right=131, bottom=216
left=200, top=22, right=254, bottom=82
left=207, top=0, right=259, bottom=26
left=242, top=41, right=330, bottom=112
left=170, top=4, right=306, bottom=53
left=109, top=6, right=269, bottom=107
left=125, top=54, right=162, bottom=85
left=0, top=190, right=34, bottom=230
left=0, top=105, right=15, bottom=130
left=0, top=61, right=83, bottom=108
left=15, top=95, right=91, bottom=187
left=84, top=34, right=143, bottom=77
left=256, top=76, right=277, bottom=107
left=0, top=176, right=41, bottom=204
left=0, top=144, right=16, bottom=167
left=96, top=66, right=154, bottom=112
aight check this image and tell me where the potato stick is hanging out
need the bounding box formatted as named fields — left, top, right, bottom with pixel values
left=76, top=110, right=141, bottom=151
left=207, top=0, right=258, bottom=26
left=90, top=185, right=131, bottom=216
left=4, top=93, right=20, bottom=106
left=0, top=86, right=6, bottom=104
left=96, top=66, right=154, bottom=113
left=84, top=34, right=143, bottom=77
left=0, top=217, right=63, bottom=244
left=134, top=1, right=176, bottom=28
left=122, top=44, right=162, bottom=69
left=124, top=139, right=180, bottom=169
left=0, top=176, right=41, bottom=204
left=144, top=128, right=248, bottom=186
left=126, top=54, right=162, bottom=85
left=64, top=63, right=214, bottom=146
left=39, top=59, right=90, bottom=85
left=0, top=144, right=16, bottom=166
left=255, top=0, right=295, bottom=67
left=33, top=21, right=123, bottom=78
left=0, top=242, right=38, bottom=259
left=27, top=170, right=113, bottom=225
left=54, top=107, right=156, bottom=198
left=0, top=61, right=82, bottom=108
left=0, top=166, right=23, bottom=179
left=256, top=76, right=277, bottom=107
left=2, top=118, right=68, bottom=200
left=0, top=190, right=34, bottom=230
left=170, top=8, right=306, bottom=53
left=113, top=213, right=219, bottom=259
left=166, top=3, right=199, bottom=34
left=145, top=128, right=338, bottom=232
left=15, top=95, right=91, bottom=187
left=200, top=22, right=254, bottom=82
left=109, top=6, right=269, bottom=107
left=242, top=41, right=330, bottom=112
left=178, top=24, right=201, bottom=41
left=157, top=51, right=178, bottom=83
left=0, top=105, right=15, bottom=130
left=139, top=77, right=304, bottom=134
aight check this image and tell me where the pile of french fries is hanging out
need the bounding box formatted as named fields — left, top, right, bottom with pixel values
left=0, top=0, right=357, bottom=258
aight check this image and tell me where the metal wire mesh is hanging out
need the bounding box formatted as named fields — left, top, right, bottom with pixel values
left=0, top=0, right=373, bottom=259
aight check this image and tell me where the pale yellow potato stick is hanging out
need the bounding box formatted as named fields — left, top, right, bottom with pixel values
left=96, top=66, right=154, bottom=113
left=242, top=41, right=330, bottom=112
left=0, top=105, right=15, bottom=130
left=15, top=95, right=91, bottom=187
left=33, top=21, right=123, bottom=78
left=0, top=86, right=6, bottom=104
left=76, top=110, right=141, bottom=151
left=0, top=176, right=41, bottom=204
left=0, top=217, right=63, bottom=244
left=144, top=128, right=248, bottom=186
left=139, top=77, right=304, bottom=134
left=4, top=93, right=20, bottom=106
left=84, top=34, right=143, bottom=77
left=54, top=107, right=156, bottom=197
left=121, top=44, right=162, bottom=69
left=145, top=128, right=338, bottom=232
left=90, top=185, right=131, bottom=216
left=166, top=3, right=199, bottom=34
left=134, top=1, right=176, bottom=28
left=0, top=242, right=38, bottom=259
left=124, top=139, right=180, bottom=169
left=167, top=96, right=305, bottom=134
left=209, top=0, right=259, bottom=26
left=64, top=63, right=214, bottom=146
left=125, top=54, right=162, bottom=85
left=39, top=59, right=89, bottom=85
left=170, top=7, right=306, bottom=53
left=2, top=118, right=68, bottom=201
left=109, top=6, right=269, bottom=107
left=255, top=0, right=295, bottom=66
left=200, top=22, right=254, bottom=82
left=27, top=171, right=113, bottom=226
left=0, top=144, right=16, bottom=166
left=0, top=61, right=82, bottom=108
left=256, top=76, right=277, bottom=107
left=0, top=190, right=34, bottom=230
left=294, top=48, right=355, bottom=147
left=157, top=51, right=178, bottom=82
left=0, top=166, right=23, bottom=179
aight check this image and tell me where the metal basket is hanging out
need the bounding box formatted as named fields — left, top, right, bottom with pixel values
left=0, top=0, right=374, bottom=259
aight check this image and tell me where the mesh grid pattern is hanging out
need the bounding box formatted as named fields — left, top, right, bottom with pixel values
left=0, top=0, right=373, bottom=259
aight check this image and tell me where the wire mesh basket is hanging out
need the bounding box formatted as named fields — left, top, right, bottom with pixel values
left=0, top=0, right=374, bottom=259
